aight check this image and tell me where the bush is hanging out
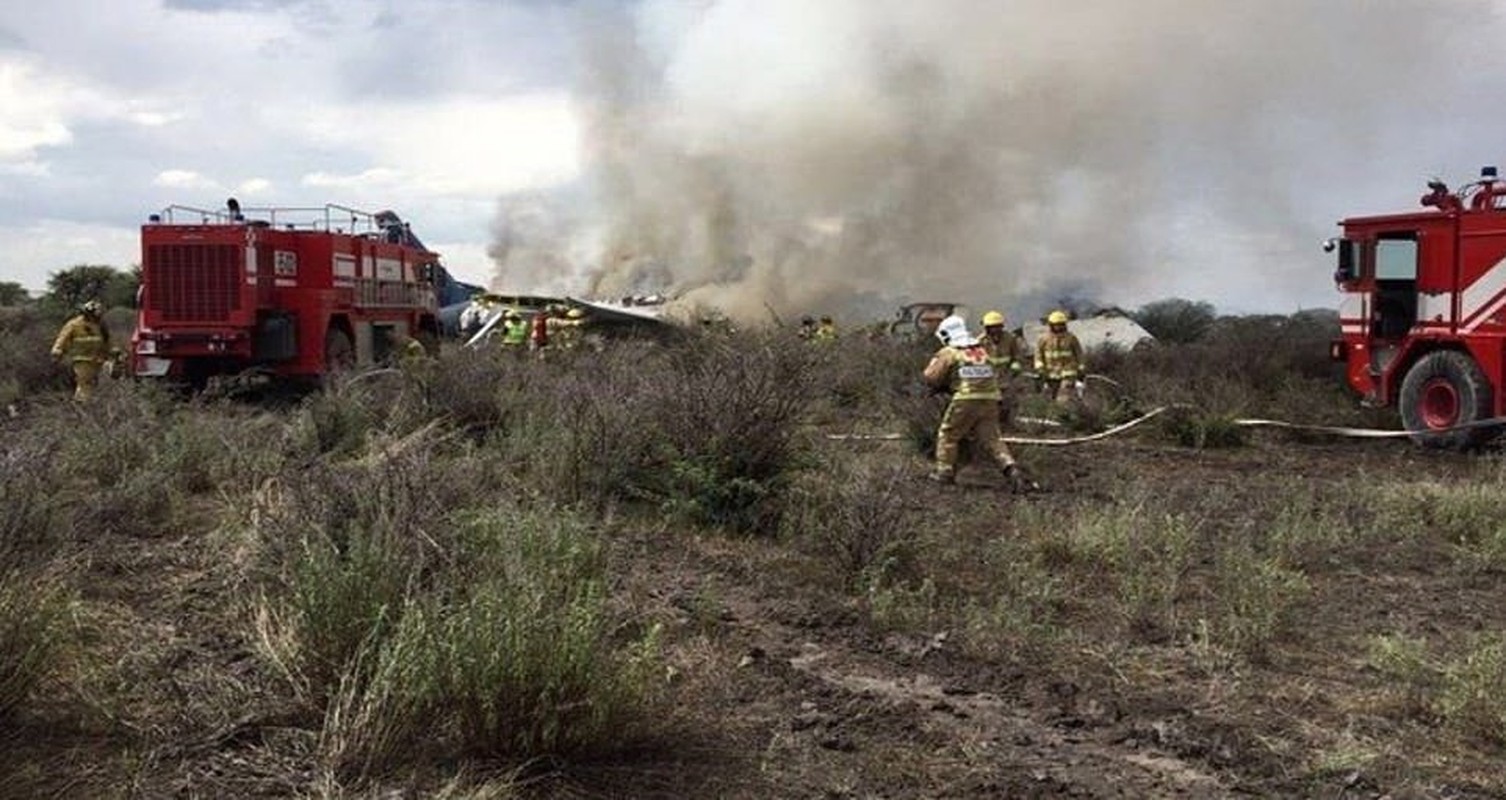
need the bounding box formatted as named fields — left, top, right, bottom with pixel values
left=1159, top=408, right=1248, bottom=449
left=0, top=570, right=71, bottom=719
left=292, top=507, right=664, bottom=778
left=0, top=307, right=71, bottom=405
left=781, top=449, right=913, bottom=588
left=1203, top=542, right=1309, bottom=658
left=1133, top=298, right=1216, bottom=344
left=1438, top=634, right=1506, bottom=745
left=246, top=436, right=665, bottom=781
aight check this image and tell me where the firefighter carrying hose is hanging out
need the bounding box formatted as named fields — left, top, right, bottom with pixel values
left=51, top=299, right=112, bottom=401
left=1035, top=310, right=1085, bottom=405
left=924, top=315, right=1030, bottom=491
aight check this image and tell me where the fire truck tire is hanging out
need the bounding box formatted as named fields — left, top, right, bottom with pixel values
left=1398, top=350, right=1494, bottom=450
left=324, top=327, right=355, bottom=373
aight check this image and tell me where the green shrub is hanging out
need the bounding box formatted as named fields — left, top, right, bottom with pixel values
left=1438, top=634, right=1506, bottom=745
left=1159, top=408, right=1247, bottom=449
left=252, top=455, right=468, bottom=703
left=315, top=509, right=664, bottom=777
left=1203, top=543, right=1309, bottom=657
left=1364, top=633, right=1438, bottom=718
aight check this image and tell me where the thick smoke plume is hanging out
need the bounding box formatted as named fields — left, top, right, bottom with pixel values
left=491, top=0, right=1498, bottom=321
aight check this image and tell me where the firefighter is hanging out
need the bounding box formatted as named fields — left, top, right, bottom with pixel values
left=980, top=310, right=1026, bottom=427
left=388, top=328, right=429, bottom=369
left=797, top=316, right=817, bottom=341
left=923, top=315, right=1029, bottom=491
left=554, top=307, right=586, bottom=351
left=1034, top=310, right=1085, bottom=404
left=814, top=315, right=838, bottom=343
left=51, top=299, right=112, bottom=401
left=529, top=307, right=550, bottom=351
left=499, top=309, right=529, bottom=349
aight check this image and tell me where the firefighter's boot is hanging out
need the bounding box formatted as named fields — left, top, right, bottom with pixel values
left=1003, top=464, right=1038, bottom=494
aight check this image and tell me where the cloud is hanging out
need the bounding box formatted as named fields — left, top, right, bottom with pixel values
left=0, top=59, right=80, bottom=160
left=153, top=169, right=217, bottom=189
left=295, top=93, right=580, bottom=198
left=301, top=167, right=404, bottom=190
left=236, top=177, right=273, bottom=195
left=2, top=220, right=140, bottom=291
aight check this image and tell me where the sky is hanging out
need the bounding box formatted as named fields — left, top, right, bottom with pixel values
left=7, top=0, right=1506, bottom=320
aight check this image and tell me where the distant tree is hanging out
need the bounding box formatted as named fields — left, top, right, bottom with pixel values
left=1133, top=297, right=1217, bottom=344
left=45, top=265, right=139, bottom=312
left=0, top=281, right=28, bottom=306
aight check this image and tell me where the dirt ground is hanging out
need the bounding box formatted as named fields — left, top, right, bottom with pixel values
left=4, top=426, right=1504, bottom=799
left=585, top=433, right=1506, bottom=799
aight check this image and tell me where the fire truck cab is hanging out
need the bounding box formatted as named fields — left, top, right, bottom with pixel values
left=132, top=201, right=442, bottom=390
left=1330, top=167, right=1506, bottom=448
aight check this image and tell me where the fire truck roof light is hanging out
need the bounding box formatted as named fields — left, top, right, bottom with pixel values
left=1484, top=166, right=1498, bottom=180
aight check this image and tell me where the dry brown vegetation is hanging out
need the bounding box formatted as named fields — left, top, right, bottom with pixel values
left=2, top=310, right=1505, bottom=798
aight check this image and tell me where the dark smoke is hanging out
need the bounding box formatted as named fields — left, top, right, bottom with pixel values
left=490, top=0, right=1502, bottom=322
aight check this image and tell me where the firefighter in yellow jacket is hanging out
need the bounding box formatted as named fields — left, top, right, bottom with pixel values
left=51, top=299, right=112, bottom=400
left=923, top=315, right=1029, bottom=491
left=980, top=310, right=1027, bottom=428
left=1034, top=310, right=1085, bottom=404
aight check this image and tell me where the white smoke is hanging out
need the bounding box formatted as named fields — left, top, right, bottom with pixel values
left=490, top=0, right=1505, bottom=320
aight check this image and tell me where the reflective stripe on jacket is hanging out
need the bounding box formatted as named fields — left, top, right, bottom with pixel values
left=501, top=319, right=528, bottom=346
left=52, top=316, right=110, bottom=362
left=1034, top=331, right=1083, bottom=378
left=925, top=345, right=1002, bottom=401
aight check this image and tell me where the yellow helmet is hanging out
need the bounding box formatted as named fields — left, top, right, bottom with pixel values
left=981, top=310, right=1005, bottom=327
left=1047, top=310, right=1069, bottom=325
left=566, top=307, right=584, bottom=319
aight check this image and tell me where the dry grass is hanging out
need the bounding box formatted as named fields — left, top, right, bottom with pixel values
left=3, top=308, right=1506, bottom=797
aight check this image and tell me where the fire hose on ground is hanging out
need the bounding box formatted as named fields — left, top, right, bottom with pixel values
left=825, top=373, right=1506, bottom=447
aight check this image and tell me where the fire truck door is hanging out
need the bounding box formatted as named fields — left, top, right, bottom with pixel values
left=1372, top=235, right=1418, bottom=340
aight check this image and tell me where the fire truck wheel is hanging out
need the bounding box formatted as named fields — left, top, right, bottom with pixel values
left=1398, top=350, right=1494, bottom=450
left=324, top=327, right=355, bottom=372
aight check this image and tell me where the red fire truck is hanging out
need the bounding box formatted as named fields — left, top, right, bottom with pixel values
left=132, top=200, right=442, bottom=390
left=1330, top=166, right=1506, bottom=448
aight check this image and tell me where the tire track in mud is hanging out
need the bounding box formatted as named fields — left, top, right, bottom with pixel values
left=741, top=614, right=1237, bottom=798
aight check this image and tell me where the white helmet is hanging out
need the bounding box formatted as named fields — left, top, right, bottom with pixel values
left=935, top=315, right=976, bottom=347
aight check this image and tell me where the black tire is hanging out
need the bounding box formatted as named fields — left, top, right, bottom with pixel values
left=324, top=327, right=355, bottom=373
left=1398, top=350, right=1495, bottom=450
